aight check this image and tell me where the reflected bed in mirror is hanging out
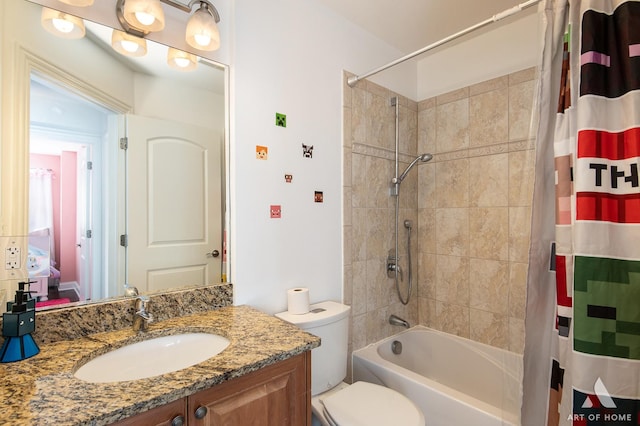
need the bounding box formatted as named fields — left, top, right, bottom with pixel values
left=6, top=0, right=229, bottom=310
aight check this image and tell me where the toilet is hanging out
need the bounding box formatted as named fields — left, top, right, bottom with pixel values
left=276, top=301, right=425, bottom=426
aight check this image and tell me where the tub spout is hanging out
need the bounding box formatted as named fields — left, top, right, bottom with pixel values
left=389, top=314, right=409, bottom=329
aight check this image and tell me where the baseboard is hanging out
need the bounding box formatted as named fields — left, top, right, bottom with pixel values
left=58, top=281, right=80, bottom=298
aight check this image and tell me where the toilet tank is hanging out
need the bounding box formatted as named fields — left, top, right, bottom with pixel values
left=275, top=301, right=350, bottom=396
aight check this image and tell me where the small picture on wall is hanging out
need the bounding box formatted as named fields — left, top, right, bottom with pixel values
left=302, top=143, right=313, bottom=158
left=314, top=191, right=324, bottom=203
left=256, top=145, right=268, bottom=160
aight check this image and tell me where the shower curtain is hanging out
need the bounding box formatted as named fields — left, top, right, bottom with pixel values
left=523, top=0, right=640, bottom=425
left=29, top=168, right=56, bottom=260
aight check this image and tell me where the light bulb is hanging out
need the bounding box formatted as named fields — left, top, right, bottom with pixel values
left=134, top=11, right=156, bottom=27
left=52, top=18, right=74, bottom=33
left=41, top=7, right=85, bottom=39
left=174, top=58, right=191, bottom=68
left=121, top=40, right=139, bottom=53
left=123, top=0, right=165, bottom=32
left=167, top=48, right=197, bottom=71
left=194, top=34, right=211, bottom=47
left=111, top=30, right=147, bottom=57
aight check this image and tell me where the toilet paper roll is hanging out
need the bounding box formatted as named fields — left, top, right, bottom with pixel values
left=287, top=287, right=310, bottom=314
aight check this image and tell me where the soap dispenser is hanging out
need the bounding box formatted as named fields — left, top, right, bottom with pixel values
left=0, top=281, right=40, bottom=363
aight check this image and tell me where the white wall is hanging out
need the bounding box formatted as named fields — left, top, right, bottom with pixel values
left=230, top=0, right=413, bottom=313
left=416, top=9, right=542, bottom=99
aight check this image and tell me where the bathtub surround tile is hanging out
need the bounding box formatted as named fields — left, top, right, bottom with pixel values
left=469, top=87, right=508, bottom=148
left=436, top=98, right=469, bottom=153
left=351, top=208, right=367, bottom=262
left=509, top=206, right=532, bottom=263
left=343, top=263, right=353, bottom=308
left=469, top=308, right=509, bottom=349
left=350, top=261, right=367, bottom=317
left=417, top=208, right=436, bottom=254
left=435, top=208, right=469, bottom=257
left=436, top=86, right=469, bottom=105
left=435, top=255, right=470, bottom=306
left=343, top=106, right=352, bottom=149
left=417, top=165, right=436, bottom=212
left=417, top=105, right=436, bottom=156
left=509, top=66, right=537, bottom=85
left=352, top=313, right=367, bottom=351
left=417, top=253, right=436, bottom=299
left=343, top=185, right=352, bottom=227
left=367, top=92, right=394, bottom=151
left=399, top=104, right=418, bottom=155
left=343, top=68, right=537, bottom=359
left=469, top=258, right=509, bottom=315
left=418, top=297, right=436, bottom=327
left=418, top=96, right=436, bottom=110
left=469, top=153, right=509, bottom=207
left=435, top=301, right=470, bottom=338
left=509, top=79, right=536, bottom=142
left=469, top=75, right=508, bottom=96
left=508, top=149, right=535, bottom=207
left=351, top=87, right=367, bottom=145
left=509, top=262, right=528, bottom=320
left=366, top=208, right=391, bottom=259
left=436, top=158, right=469, bottom=208
left=351, top=153, right=367, bottom=208
left=343, top=71, right=354, bottom=108
left=469, top=207, right=509, bottom=261
left=509, top=318, right=526, bottom=354
left=367, top=156, right=394, bottom=208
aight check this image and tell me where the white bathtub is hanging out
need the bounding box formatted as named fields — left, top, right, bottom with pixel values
left=352, top=326, right=523, bottom=426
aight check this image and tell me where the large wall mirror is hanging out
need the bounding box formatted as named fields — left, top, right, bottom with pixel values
left=1, top=0, right=229, bottom=310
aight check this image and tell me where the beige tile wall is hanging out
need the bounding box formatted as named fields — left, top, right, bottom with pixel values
left=343, top=67, right=537, bottom=375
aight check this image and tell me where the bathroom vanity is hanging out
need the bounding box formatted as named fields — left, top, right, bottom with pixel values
left=0, top=286, right=319, bottom=425
left=116, top=352, right=309, bottom=425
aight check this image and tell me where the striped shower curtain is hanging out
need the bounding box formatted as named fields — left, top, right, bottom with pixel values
left=523, top=0, right=640, bottom=425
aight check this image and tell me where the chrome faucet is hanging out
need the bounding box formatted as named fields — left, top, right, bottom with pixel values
left=389, top=314, right=410, bottom=329
left=133, top=295, right=154, bottom=332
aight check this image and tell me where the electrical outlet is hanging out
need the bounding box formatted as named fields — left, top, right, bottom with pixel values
left=5, top=245, right=21, bottom=269
left=0, top=236, right=28, bottom=281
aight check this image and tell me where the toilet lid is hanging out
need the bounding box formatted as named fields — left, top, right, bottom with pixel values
left=321, top=381, right=425, bottom=426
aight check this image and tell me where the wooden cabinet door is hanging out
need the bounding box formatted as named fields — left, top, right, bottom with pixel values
left=188, top=352, right=311, bottom=426
left=112, top=398, right=187, bottom=426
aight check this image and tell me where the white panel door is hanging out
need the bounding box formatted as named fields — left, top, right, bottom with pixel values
left=127, top=115, right=222, bottom=293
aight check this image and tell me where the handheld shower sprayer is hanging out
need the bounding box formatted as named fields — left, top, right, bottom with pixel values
left=392, top=153, right=433, bottom=184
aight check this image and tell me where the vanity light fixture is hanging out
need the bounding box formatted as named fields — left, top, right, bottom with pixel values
left=167, top=47, right=198, bottom=71
left=41, top=7, right=86, bottom=39
left=185, top=1, right=220, bottom=51
left=57, top=0, right=94, bottom=6
left=116, top=0, right=221, bottom=51
left=111, top=29, right=148, bottom=57
left=121, top=0, right=165, bottom=33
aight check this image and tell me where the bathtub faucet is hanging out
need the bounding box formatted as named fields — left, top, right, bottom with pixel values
left=389, top=314, right=410, bottom=329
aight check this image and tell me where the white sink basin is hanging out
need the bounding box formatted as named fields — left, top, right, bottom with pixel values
left=74, top=333, right=230, bottom=383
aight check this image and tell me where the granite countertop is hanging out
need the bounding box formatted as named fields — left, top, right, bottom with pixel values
left=0, top=305, right=320, bottom=425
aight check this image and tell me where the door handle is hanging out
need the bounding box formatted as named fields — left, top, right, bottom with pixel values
left=206, top=250, right=220, bottom=258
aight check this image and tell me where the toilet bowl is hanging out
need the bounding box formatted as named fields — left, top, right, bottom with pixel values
left=312, top=381, right=424, bottom=426
left=276, top=301, right=425, bottom=426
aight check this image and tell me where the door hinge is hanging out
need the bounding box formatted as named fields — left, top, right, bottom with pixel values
left=120, top=234, right=128, bottom=247
left=87, top=161, right=93, bottom=170
left=120, top=137, right=128, bottom=150
left=86, top=230, right=92, bottom=238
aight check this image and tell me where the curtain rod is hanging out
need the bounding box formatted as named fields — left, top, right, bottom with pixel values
left=347, top=0, right=543, bottom=87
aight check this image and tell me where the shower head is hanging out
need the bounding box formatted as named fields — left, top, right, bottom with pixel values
left=394, top=153, right=433, bottom=184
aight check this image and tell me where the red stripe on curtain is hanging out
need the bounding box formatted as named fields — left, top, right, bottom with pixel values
left=578, top=128, right=640, bottom=160
left=576, top=192, right=640, bottom=222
